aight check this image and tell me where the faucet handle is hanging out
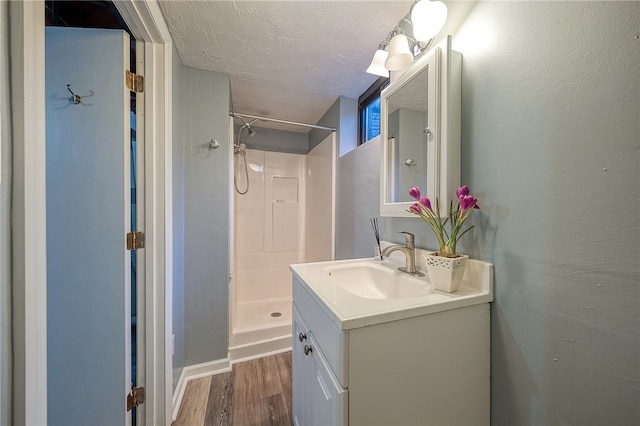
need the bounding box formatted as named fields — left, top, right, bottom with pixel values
left=398, top=231, right=415, bottom=245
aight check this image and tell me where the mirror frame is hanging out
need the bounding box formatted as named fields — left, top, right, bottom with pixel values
left=380, top=36, right=461, bottom=218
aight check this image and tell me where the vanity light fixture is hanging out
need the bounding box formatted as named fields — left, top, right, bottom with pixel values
left=411, top=0, right=448, bottom=41
left=365, top=0, right=447, bottom=76
left=385, top=29, right=414, bottom=71
left=365, top=43, right=390, bottom=77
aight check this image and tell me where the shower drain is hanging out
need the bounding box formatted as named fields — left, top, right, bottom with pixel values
left=270, top=312, right=282, bottom=318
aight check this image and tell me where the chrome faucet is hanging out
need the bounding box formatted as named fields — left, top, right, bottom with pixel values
left=381, top=231, right=425, bottom=277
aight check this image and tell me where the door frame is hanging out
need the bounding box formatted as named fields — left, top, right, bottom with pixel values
left=10, top=1, right=173, bottom=424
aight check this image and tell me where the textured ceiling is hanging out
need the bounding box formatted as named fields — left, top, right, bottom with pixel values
left=158, top=0, right=414, bottom=132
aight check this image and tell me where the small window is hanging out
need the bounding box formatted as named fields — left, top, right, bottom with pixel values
left=358, top=77, right=389, bottom=146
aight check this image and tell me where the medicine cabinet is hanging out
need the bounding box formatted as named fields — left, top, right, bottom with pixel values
left=380, top=36, right=461, bottom=217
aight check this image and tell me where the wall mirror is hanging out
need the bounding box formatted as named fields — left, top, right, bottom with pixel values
left=380, top=36, right=461, bottom=217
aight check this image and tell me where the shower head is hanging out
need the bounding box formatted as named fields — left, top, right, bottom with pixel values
left=236, top=115, right=259, bottom=141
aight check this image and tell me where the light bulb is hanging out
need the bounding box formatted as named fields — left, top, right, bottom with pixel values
left=411, top=0, right=448, bottom=42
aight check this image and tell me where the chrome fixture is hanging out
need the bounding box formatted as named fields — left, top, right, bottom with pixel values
left=237, top=115, right=259, bottom=142
left=66, top=84, right=82, bottom=104
left=233, top=143, right=249, bottom=195
left=381, top=231, right=425, bottom=277
left=208, top=139, right=220, bottom=150
left=230, top=112, right=336, bottom=132
left=229, top=112, right=337, bottom=195
left=366, top=0, right=448, bottom=77
left=232, top=116, right=258, bottom=195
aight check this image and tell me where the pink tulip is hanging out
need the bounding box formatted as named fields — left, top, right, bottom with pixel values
left=459, top=195, right=478, bottom=213
left=409, top=187, right=421, bottom=200
left=407, top=184, right=480, bottom=258
left=419, top=196, right=433, bottom=211
left=456, top=185, right=469, bottom=198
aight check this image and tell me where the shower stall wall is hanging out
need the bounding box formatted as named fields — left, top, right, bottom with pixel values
left=229, top=134, right=335, bottom=361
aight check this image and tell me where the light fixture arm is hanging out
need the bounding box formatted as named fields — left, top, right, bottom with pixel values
left=397, top=17, right=433, bottom=59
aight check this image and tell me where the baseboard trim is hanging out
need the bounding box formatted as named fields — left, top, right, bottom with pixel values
left=230, top=345, right=292, bottom=365
left=171, top=369, right=187, bottom=422
left=228, top=333, right=291, bottom=363
left=171, top=358, right=232, bottom=421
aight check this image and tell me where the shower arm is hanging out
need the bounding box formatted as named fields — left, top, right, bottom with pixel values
left=235, top=116, right=259, bottom=145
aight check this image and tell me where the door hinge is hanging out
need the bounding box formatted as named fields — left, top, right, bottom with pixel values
left=126, top=386, right=145, bottom=411
left=126, top=231, right=145, bottom=250
left=126, top=70, right=144, bottom=93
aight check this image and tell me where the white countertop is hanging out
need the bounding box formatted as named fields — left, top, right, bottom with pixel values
left=290, top=249, right=494, bottom=330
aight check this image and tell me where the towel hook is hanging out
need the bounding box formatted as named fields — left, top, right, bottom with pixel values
left=67, top=84, right=81, bottom=104
left=208, top=139, right=220, bottom=150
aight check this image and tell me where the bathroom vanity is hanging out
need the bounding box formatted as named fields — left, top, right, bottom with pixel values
left=290, top=255, right=493, bottom=426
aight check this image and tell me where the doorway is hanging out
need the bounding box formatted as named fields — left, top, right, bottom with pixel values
left=12, top=1, right=172, bottom=424
left=45, top=1, right=142, bottom=424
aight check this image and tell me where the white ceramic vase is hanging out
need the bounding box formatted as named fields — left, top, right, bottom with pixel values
left=424, top=253, right=469, bottom=293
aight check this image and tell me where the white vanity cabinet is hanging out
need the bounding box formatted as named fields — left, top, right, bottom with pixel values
left=291, top=267, right=491, bottom=426
left=292, top=305, right=347, bottom=426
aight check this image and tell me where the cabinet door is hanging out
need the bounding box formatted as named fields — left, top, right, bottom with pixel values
left=307, top=333, right=347, bottom=426
left=292, top=307, right=310, bottom=426
left=293, top=306, right=347, bottom=426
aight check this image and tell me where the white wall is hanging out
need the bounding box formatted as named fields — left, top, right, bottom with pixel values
left=234, top=149, right=305, bottom=308
left=232, top=133, right=334, bottom=336
left=305, top=134, right=335, bottom=262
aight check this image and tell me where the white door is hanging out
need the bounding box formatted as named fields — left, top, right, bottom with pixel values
left=45, top=26, right=134, bottom=425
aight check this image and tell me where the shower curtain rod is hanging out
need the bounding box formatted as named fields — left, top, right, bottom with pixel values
left=230, top=112, right=336, bottom=132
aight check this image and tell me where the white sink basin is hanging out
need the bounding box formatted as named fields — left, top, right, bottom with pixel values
left=291, top=256, right=494, bottom=329
left=323, top=261, right=433, bottom=300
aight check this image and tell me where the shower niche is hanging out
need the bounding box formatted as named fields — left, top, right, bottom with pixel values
left=230, top=127, right=336, bottom=360
left=269, top=176, right=300, bottom=252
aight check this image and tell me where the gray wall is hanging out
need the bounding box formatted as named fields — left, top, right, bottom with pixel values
left=310, top=95, right=356, bottom=155
left=335, top=137, right=382, bottom=260
left=171, top=44, right=185, bottom=392
left=336, top=1, right=639, bottom=424
left=239, top=125, right=308, bottom=154
left=333, top=97, right=434, bottom=260
left=454, top=2, right=639, bottom=423
left=334, top=138, right=427, bottom=259
left=183, top=67, right=230, bottom=365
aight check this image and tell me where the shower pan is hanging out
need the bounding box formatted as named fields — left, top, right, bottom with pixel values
left=228, top=114, right=336, bottom=361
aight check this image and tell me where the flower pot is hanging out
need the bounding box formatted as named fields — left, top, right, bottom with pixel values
left=424, top=253, right=468, bottom=293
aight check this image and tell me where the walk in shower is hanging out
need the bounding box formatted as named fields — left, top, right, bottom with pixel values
left=228, top=114, right=336, bottom=360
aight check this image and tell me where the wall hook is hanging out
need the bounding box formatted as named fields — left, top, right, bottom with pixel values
left=208, top=139, right=220, bottom=150
left=67, top=84, right=81, bottom=104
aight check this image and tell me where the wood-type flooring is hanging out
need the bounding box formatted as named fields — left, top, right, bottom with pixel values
left=173, top=351, right=293, bottom=426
